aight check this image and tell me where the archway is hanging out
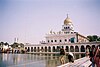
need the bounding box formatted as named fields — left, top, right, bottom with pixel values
left=25, top=47, right=27, bottom=51
left=34, top=47, right=36, bottom=52
left=56, top=46, right=60, bottom=52
left=75, top=46, right=79, bottom=52
left=31, top=47, right=33, bottom=52
left=53, top=46, right=56, bottom=52
left=41, top=47, right=44, bottom=52
left=81, top=45, right=85, bottom=52
left=65, top=46, right=69, bottom=52
left=27, top=47, right=30, bottom=52
left=70, top=46, right=74, bottom=52
left=37, top=47, right=40, bottom=52
left=92, top=45, right=95, bottom=49
left=86, top=45, right=91, bottom=51
left=48, top=46, right=51, bottom=52
left=45, top=47, right=47, bottom=52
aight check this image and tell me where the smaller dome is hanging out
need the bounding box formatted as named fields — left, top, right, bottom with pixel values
left=64, top=15, right=72, bottom=24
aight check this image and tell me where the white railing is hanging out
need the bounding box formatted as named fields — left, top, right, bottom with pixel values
left=57, top=57, right=92, bottom=67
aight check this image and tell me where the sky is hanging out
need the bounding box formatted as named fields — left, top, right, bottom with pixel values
left=0, top=0, right=100, bottom=44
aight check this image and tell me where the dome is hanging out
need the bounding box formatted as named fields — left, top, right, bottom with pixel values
left=64, top=15, right=72, bottom=24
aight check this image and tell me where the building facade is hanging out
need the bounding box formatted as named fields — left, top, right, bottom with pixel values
left=24, top=15, right=100, bottom=53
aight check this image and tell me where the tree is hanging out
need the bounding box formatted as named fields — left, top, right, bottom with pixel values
left=0, top=42, right=4, bottom=46
left=5, top=42, right=9, bottom=46
left=11, top=42, right=24, bottom=48
left=87, top=35, right=100, bottom=42
left=11, top=42, right=19, bottom=48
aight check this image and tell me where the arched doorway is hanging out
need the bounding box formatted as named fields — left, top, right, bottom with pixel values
left=86, top=45, right=91, bottom=51
left=75, top=46, right=79, bottom=52
left=25, top=47, right=27, bottom=51
left=92, top=45, right=95, bottom=49
left=41, top=47, right=44, bottom=52
left=65, top=46, right=69, bottom=52
left=31, top=47, right=33, bottom=52
left=81, top=45, right=85, bottom=52
left=70, top=46, right=74, bottom=52
left=53, top=46, right=55, bottom=52
left=45, top=47, right=47, bottom=52
left=56, top=46, right=60, bottom=52
left=37, top=47, right=40, bottom=52
left=48, top=46, right=51, bottom=52
left=34, top=47, right=36, bottom=52
left=27, top=47, right=30, bottom=52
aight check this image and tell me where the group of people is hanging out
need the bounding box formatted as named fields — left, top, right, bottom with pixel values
left=59, top=45, right=100, bottom=67
left=88, top=45, right=100, bottom=67
left=59, top=47, right=74, bottom=64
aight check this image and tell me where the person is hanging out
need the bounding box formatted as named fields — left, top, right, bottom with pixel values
left=89, top=47, right=95, bottom=67
left=86, top=48, right=90, bottom=57
left=59, top=47, right=66, bottom=64
left=94, top=46, right=100, bottom=67
left=68, top=52, right=74, bottom=63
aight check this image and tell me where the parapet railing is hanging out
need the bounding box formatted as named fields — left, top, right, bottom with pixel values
left=57, top=56, right=92, bottom=67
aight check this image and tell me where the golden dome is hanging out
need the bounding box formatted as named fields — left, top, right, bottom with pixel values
left=64, top=14, right=72, bottom=24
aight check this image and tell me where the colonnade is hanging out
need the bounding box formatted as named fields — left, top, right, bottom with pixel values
left=24, top=43, right=100, bottom=53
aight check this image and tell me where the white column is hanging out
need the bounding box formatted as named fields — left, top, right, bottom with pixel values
left=51, top=46, right=53, bottom=52
left=69, top=45, right=70, bottom=52
left=79, top=45, right=81, bottom=52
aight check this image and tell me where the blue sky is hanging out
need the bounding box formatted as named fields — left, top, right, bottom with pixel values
left=0, top=0, right=100, bottom=44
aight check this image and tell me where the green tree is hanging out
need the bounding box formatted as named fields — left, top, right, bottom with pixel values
left=87, top=35, right=100, bottom=42
left=11, top=42, right=24, bottom=48
left=5, top=42, right=9, bottom=46
left=11, top=42, right=19, bottom=48
left=0, top=42, right=4, bottom=46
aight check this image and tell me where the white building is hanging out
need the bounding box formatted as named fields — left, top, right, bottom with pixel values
left=24, top=15, right=99, bottom=53
left=45, top=15, right=89, bottom=44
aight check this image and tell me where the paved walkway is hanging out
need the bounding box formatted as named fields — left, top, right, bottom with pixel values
left=57, top=57, right=92, bottom=67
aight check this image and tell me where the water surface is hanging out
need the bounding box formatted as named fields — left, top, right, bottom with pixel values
left=0, top=53, right=85, bottom=67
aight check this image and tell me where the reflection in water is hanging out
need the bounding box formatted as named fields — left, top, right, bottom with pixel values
left=0, top=53, right=85, bottom=67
